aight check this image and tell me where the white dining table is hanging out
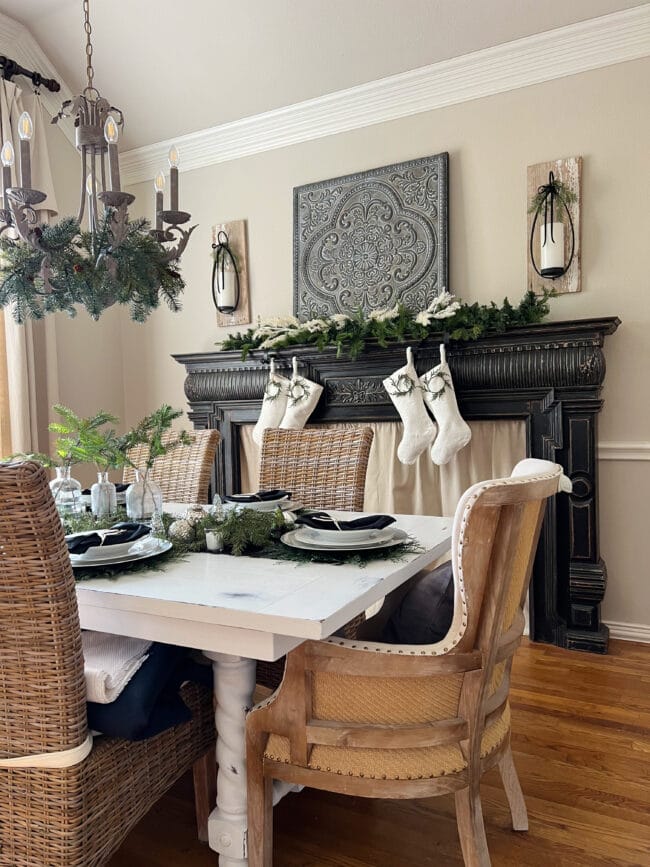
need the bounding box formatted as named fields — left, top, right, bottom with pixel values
left=75, top=509, right=452, bottom=866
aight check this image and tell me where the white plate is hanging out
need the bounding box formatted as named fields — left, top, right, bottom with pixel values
left=298, top=525, right=390, bottom=543
left=66, top=529, right=152, bottom=561
left=223, top=499, right=302, bottom=514
left=70, top=538, right=172, bottom=568
left=294, top=527, right=396, bottom=548
left=280, top=528, right=408, bottom=554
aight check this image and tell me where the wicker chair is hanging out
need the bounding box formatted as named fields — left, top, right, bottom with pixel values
left=0, top=461, right=216, bottom=867
left=246, top=460, right=566, bottom=867
left=258, top=426, right=374, bottom=511
left=256, top=426, right=374, bottom=689
left=122, top=428, right=220, bottom=503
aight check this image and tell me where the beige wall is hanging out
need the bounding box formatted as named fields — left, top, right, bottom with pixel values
left=54, top=58, right=650, bottom=627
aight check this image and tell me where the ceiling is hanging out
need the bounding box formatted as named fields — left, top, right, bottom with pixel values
left=0, top=0, right=645, bottom=151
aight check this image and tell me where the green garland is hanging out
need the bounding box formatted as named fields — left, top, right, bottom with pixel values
left=220, top=290, right=553, bottom=361
left=0, top=212, right=185, bottom=323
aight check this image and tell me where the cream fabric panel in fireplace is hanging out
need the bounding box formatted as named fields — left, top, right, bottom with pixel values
left=239, top=420, right=526, bottom=517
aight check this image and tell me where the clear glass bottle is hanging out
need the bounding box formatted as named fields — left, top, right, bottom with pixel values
left=125, top=469, right=163, bottom=521
left=90, top=471, right=117, bottom=518
left=49, top=466, right=84, bottom=516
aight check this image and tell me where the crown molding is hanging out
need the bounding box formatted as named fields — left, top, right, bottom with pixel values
left=0, top=10, right=75, bottom=145
left=598, top=442, right=650, bottom=461
left=121, top=4, right=650, bottom=186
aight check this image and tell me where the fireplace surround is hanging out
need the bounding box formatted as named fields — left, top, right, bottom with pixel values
left=175, top=316, right=619, bottom=654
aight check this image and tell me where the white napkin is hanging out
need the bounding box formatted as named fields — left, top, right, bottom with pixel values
left=82, top=631, right=152, bottom=704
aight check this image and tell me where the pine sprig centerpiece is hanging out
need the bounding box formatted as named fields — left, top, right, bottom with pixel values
left=0, top=210, right=186, bottom=323
left=220, top=290, right=553, bottom=361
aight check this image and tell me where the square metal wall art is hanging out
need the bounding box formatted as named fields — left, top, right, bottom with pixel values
left=293, top=152, right=448, bottom=318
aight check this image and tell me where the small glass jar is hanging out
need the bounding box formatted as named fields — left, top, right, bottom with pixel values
left=125, top=469, right=163, bottom=521
left=90, top=471, right=117, bottom=518
left=49, top=466, right=84, bottom=516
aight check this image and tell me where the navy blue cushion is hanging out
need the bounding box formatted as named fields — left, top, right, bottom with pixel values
left=86, top=643, right=210, bottom=741
left=381, top=561, right=454, bottom=645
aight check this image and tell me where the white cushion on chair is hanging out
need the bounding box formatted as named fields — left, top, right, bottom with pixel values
left=511, top=458, right=572, bottom=493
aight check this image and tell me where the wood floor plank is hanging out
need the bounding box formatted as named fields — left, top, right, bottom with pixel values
left=109, top=639, right=650, bottom=867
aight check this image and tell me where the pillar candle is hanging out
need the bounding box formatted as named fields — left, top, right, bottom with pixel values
left=217, top=265, right=238, bottom=311
left=540, top=221, right=565, bottom=277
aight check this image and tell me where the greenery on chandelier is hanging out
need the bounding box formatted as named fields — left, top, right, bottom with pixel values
left=220, top=289, right=553, bottom=361
left=0, top=212, right=185, bottom=323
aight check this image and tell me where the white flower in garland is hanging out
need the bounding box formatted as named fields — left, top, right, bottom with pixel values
left=368, top=305, right=400, bottom=322
left=415, top=290, right=461, bottom=326
left=252, top=315, right=300, bottom=341
left=301, top=318, right=330, bottom=333
left=329, top=313, right=351, bottom=329
left=259, top=333, right=290, bottom=349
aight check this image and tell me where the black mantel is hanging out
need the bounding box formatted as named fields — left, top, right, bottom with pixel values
left=175, top=316, right=620, bottom=654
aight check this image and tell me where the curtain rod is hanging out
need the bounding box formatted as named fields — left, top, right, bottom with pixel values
left=0, top=55, right=60, bottom=93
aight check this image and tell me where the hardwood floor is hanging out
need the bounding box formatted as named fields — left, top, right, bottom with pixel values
left=109, top=639, right=650, bottom=866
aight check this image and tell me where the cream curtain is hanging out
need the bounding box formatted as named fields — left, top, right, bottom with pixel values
left=240, top=420, right=527, bottom=517
left=0, top=80, right=58, bottom=457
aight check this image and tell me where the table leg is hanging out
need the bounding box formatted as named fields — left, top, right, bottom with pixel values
left=203, top=651, right=256, bottom=867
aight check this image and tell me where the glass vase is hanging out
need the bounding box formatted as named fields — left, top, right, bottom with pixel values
left=126, top=470, right=163, bottom=521
left=49, top=466, right=84, bottom=516
left=91, top=471, right=117, bottom=518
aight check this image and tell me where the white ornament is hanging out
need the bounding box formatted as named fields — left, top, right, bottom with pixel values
left=168, top=518, right=194, bottom=542
left=185, top=505, right=207, bottom=526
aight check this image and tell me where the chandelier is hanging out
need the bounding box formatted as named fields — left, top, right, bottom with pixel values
left=0, top=0, right=194, bottom=322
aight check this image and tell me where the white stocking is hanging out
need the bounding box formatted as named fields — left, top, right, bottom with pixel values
left=383, top=347, right=436, bottom=465
left=421, top=344, right=471, bottom=465
left=279, top=356, right=323, bottom=430
left=252, top=358, right=290, bottom=446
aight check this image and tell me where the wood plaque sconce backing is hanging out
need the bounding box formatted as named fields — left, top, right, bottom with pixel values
left=212, top=219, right=252, bottom=328
left=293, top=152, right=449, bottom=317
left=527, top=155, right=582, bottom=295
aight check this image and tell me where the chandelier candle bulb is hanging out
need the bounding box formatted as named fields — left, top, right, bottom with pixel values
left=540, top=221, right=565, bottom=278
left=17, top=111, right=33, bottom=190
left=1, top=140, right=13, bottom=210
left=103, top=115, right=121, bottom=192
left=168, top=145, right=179, bottom=211
left=154, top=171, right=165, bottom=230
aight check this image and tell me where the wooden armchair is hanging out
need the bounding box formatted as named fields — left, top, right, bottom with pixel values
left=246, top=460, right=565, bottom=866
left=123, top=428, right=220, bottom=503
left=0, top=461, right=216, bottom=866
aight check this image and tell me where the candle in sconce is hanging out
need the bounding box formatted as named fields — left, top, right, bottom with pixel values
left=539, top=221, right=565, bottom=278
left=217, top=261, right=238, bottom=312
left=1, top=140, right=14, bottom=211
left=153, top=171, right=165, bottom=230
left=168, top=145, right=179, bottom=211
left=17, top=111, right=33, bottom=189
left=103, top=115, right=121, bottom=192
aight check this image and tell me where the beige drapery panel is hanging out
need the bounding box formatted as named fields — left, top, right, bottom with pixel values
left=240, top=420, right=526, bottom=517
left=0, top=80, right=58, bottom=458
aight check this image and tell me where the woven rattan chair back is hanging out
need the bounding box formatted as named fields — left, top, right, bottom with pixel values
left=246, top=463, right=564, bottom=867
left=123, top=428, right=220, bottom=503
left=0, top=461, right=87, bottom=759
left=258, top=427, right=373, bottom=511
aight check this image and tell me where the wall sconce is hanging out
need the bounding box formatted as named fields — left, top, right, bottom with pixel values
left=529, top=170, right=576, bottom=279
left=211, top=230, right=240, bottom=314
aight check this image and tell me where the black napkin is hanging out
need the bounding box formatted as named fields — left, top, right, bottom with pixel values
left=81, top=482, right=130, bottom=495
left=295, top=511, right=396, bottom=531
left=67, top=522, right=151, bottom=556
left=224, top=489, right=291, bottom=504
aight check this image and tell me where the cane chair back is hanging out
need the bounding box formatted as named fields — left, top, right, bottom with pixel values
left=259, top=427, right=374, bottom=511
left=123, top=428, right=220, bottom=503
left=0, top=462, right=216, bottom=866
left=246, top=460, right=566, bottom=867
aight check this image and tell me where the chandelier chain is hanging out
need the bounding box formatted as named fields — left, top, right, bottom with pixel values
left=83, top=0, right=94, bottom=91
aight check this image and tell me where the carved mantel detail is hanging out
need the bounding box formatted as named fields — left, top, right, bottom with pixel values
left=175, top=316, right=620, bottom=655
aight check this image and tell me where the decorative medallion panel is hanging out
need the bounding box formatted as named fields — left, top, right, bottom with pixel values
left=293, top=153, right=448, bottom=317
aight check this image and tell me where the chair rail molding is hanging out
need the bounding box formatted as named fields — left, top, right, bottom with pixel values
left=598, top=442, right=650, bottom=461
left=175, top=316, right=621, bottom=656
left=121, top=5, right=650, bottom=185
